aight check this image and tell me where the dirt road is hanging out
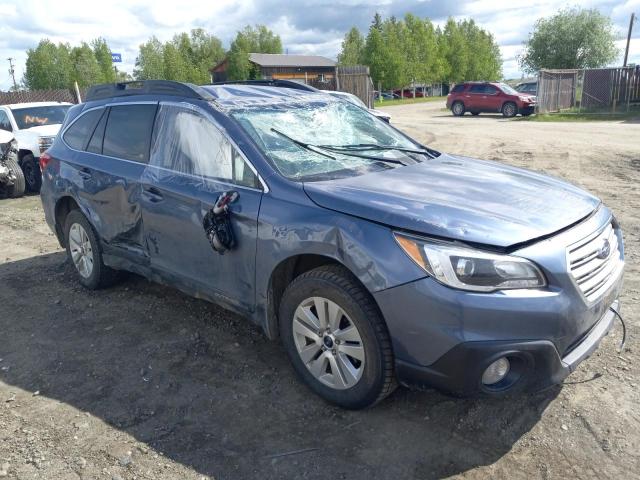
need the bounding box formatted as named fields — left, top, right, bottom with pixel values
left=1, top=103, right=639, bottom=479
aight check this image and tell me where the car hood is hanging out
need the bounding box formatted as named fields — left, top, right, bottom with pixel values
left=369, top=108, right=391, bottom=119
left=19, top=124, right=62, bottom=136
left=303, top=154, right=600, bottom=248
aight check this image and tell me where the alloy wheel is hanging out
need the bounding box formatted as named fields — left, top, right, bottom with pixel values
left=68, top=223, right=94, bottom=278
left=292, top=296, right=365, bottom=390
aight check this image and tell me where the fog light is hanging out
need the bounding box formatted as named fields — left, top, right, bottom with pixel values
left=482, top=357, right=510, bottom=385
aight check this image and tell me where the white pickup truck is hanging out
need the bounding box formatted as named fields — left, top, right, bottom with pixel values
left=0, top=102, right=72, bottom=192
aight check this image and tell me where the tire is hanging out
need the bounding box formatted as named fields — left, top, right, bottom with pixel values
left=279, top=265, right=396, bottom=409
left=21, top=154, right=41, bottom=193
left=502, top=102, right=517, bottom=118
left=64, top=209, right=119, bottom=289
left=471, top=111, right=480, bottom=116
left=451, top=101, right=465, bottom=116
left=5, top=156, right=25, bottom=198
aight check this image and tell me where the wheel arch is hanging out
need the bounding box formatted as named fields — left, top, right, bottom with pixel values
left=54, top=196, right=81, bottom=247
left=501, top=100, right=517, bottom=112
left=17, top=149, right=35, bottom=165
left=264, top=253, right=383, bottom=341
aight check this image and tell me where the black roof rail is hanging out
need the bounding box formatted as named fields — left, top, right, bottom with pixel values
left=209, top=79, right=319, bottom=92
left=85, top=80, right=215, bottom=102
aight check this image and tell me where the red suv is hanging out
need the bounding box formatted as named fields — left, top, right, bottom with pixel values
left=446, top=82, right=536, bottom=118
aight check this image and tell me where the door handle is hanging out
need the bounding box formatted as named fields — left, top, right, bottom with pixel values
left=78, top=167, right=92, bottom=179
left=143, top=186, right=164, bottom=203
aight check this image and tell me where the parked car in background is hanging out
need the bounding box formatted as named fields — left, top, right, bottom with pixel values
left=446, top=82, right=536, bottom=117
left=41, top=80, right=623, bottom=409
left=516, top=81, right=538, bottom=96
left=0, top=102, right=72, bottom=192
left=394, top=89, right=425, bottom=98
left=327, top=90, right=391, bottom=123
left=377, top=92, right=398, bottom=100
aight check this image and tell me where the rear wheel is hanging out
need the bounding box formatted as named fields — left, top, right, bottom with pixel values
left=451, top=101, right=465, bottom=116
left=502, top=102, right=517, bottom=118
left=64, top=210, right=119, bottom=289
left=279, top=265, right=396, bottom=409
left=21, top=154, right=41, bottom=193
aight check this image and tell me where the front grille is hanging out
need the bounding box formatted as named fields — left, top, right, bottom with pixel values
left=567, top=222, right=623, bottom=302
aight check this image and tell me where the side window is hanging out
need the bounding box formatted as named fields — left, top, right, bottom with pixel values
left=86, top=109, right=108, bottom=154
left=150, top=105, right=259, bottom=188
left=451, top=84, right=465, bottom=93
left=63, top=109, right=103, bottom=150
left=0, top=111, right=11, bottom=131
left=469, top=84, right=485, bottom=94
left=103, top=104, right=157, bottom=163
left=484, top=85, right=499, bottom=95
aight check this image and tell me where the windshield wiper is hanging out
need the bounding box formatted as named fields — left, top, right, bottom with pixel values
left=270, top=128, right=406, bottom=166
left=270, top=128, right=336, bottom=160
left=321, top=143, right=435, bottom=158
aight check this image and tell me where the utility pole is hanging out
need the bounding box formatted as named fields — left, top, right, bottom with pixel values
left=623, top=12, right=636, bottom=67
left=7, top=57, right=17, bottom=91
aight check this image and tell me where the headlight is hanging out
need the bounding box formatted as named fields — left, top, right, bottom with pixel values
left=394, top=233, right=546, bottom=292
left=38, top=136, right=55, bottom=154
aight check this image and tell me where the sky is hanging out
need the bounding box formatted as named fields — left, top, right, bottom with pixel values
left=0, top=0, right=638, bottom=90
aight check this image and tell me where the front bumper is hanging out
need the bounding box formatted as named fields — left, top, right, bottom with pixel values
left=374, top=206, right=624, bottom=395
left=519, top=104, right=535, bottom=114
left=395, top=299, right=619, bottom=396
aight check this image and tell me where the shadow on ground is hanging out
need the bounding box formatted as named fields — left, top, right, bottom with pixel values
left=0, top=252, right=559, bottom=479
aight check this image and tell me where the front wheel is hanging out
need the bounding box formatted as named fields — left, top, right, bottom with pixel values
left=279, top=265, right=396, bottom=409
left=5, top=156, right=25, bottom=198
left=21, top=154, right=41, bottom=193
left=502, top=102, right=517, bottom=118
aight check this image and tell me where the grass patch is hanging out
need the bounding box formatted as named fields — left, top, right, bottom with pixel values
left=374, top=96, right=446, bottom=107
left=521, top=106, right=640, bottom=122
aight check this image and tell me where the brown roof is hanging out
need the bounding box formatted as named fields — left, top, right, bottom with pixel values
left=248, top=53, right=336, bottom=68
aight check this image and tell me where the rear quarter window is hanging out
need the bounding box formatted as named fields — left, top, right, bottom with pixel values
left=63, top=109, right=103, bottom=151
left=102, top=104, right=158, bottom=163
left=451, top=84, right=465, bottom=93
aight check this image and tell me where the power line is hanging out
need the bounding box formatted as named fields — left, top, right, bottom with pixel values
left=7, top=57, right=17, bottom=91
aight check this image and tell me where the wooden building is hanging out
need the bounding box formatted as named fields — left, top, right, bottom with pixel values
left=210, top=53, right=337, bottom=86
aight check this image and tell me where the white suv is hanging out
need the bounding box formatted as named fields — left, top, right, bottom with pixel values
left=0, top=102, right=72, bottom=192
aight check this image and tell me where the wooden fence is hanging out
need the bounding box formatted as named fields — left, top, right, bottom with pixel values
left=537, top=66, right=640, bottom=113
left=336, top=66, right=375, bottom=108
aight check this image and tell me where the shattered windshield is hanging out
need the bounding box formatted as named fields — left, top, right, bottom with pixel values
left=232, top=100, right=431, bottom=181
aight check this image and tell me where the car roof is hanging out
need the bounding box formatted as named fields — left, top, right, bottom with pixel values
left=2, top=101, right=73, bottom=109
left=202, top=84, right=332, bottom=109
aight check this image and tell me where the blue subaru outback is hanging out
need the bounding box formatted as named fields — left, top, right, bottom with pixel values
left=40, top=80, right=625, bottom=409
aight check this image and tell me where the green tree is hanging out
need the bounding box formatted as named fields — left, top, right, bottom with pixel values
left=188, top=28, right=225, bottom=84
left=337, top=27, right=365, bottom=65
left=24, top=39, right=73, bottom=89
left=92, top=37, right=115, bottom=83
left=227, top=25, right=283, bottom=80
left=134, top=37, right=165, bottom=80
left=519, top=7, right=618, bottom=73
left=70, top=42, right=102, bottom=87
left=441, top=18, right=469, bottom=83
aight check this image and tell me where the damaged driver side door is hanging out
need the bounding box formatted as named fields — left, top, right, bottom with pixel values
left=140, top=102, right=263, bottom=314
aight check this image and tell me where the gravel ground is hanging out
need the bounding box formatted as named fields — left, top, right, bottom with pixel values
left=0, top=102, right=639, bottom=479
